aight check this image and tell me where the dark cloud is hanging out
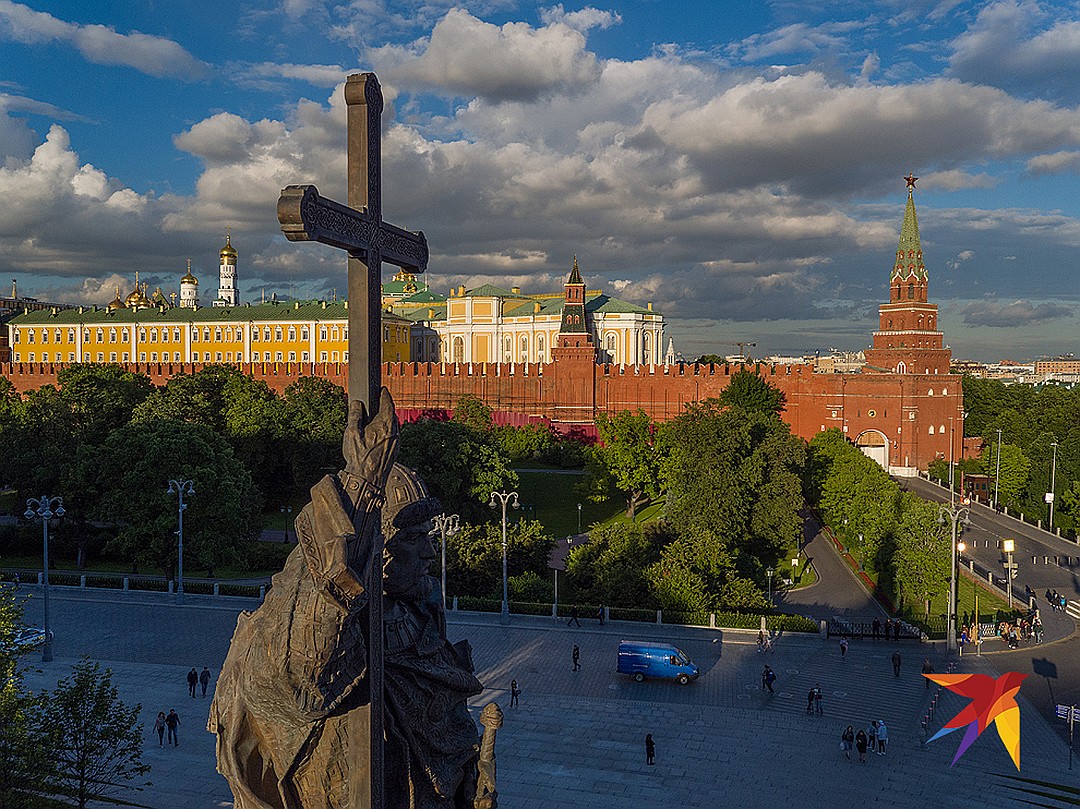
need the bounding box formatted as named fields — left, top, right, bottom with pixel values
left=953, top=299, right=1074, bottom=327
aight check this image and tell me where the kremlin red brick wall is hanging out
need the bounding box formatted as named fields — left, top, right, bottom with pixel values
left=0, top=356, right=962, bottom=472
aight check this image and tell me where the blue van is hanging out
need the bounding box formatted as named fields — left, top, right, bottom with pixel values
left=617, top=640, right=699, bottom=685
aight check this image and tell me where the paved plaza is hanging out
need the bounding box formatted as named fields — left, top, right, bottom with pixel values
left=15, top=587, right=1080, bottom=808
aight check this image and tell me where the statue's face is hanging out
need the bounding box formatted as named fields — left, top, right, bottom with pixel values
left=383, top=517, right=435, bottom=597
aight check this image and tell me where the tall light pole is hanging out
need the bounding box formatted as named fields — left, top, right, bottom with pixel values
left=1002, top=538, right=1016, bottom=609
left=280, top=505, right=293, bottom=543
left=24, top=495, right=64, bottom=663
left=489, top=490, right=519, bottom=623
left=766, top=567, right=774, bottom=604
left=948, top=417, right=955, bottom=506
left=994, top=428, right=1003, bottom=508
left=432, top=513, right=460, bottom=612
left=1048, top=441, right=1059, bottom=532
left=577, top=502, right=582, bottom=534
left=167, top=479, right=195, bottom=604
left=857, top=533, right=864, bottom=572
left=939, top=499, right=970, bottom=652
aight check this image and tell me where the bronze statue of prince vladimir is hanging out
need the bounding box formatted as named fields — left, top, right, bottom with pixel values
left=209, top=389, right=491, bottom=808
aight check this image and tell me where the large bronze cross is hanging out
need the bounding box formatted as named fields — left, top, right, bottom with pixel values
left=276, top=72, right=427, bottom=809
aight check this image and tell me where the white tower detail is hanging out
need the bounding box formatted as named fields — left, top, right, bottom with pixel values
left=215, top=230, right=238, bottom=307
left=179, top=259, right=199, bottom=309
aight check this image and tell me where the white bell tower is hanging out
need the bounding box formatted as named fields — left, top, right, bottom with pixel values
left=216, top=229, right=238, bottom=307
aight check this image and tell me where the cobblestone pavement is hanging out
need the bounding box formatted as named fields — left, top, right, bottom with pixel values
left=15, top=588, right=1080, bottom=808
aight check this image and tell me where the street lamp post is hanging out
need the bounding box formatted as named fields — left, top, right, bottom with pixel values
left=857, top=533, right=864, bottom=572
left=489, top=490, right=519, bottom=623
left=167, top=479, right=195, bottom=604
left=24, top=495, right=64, bottom=663
left=1003, top=538, right=1016, bottom=609
left=766, top=567, right=774, bottom=604
left=432, top=513, right=460, bottom=613
left=280, top=505, right=293, bottom=543
left=1048, top=441, right=1059, bottom=532
left=994, top=428, right=1002, bottom=508
left=577, top=502, right=582, bottom=534
left=938, top=499, right=971, bottom=652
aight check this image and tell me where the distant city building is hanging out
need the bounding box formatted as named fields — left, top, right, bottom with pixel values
left=813, top=351, right=866, bottom=373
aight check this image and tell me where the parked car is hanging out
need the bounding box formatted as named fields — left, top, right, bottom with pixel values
left=13, top=626, right=50, bottom=652
left=617, top=640, right=699, bottom=685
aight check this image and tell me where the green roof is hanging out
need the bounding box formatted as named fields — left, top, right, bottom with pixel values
left=400, top=289, right=446, bottom=304
left=586, top=294, right=652, bottom=315
left=465, top=283, right=530, bottom=299
left=891, top=190, right=927, bottom=282
left=9, top=300, right=355, bottom=325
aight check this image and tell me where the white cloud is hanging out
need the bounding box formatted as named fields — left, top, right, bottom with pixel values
left=0, top=0, right=208, bottom=80
left=539, top=4, right=621, bottom=32
left=238, top=62, right=348, bottom=88
left=1027, top=150, right=1080, bottom=175
left=373, top=9, right=602, bottom=101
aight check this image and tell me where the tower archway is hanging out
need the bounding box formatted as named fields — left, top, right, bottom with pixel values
left=854, top=429, right=889, bottom=471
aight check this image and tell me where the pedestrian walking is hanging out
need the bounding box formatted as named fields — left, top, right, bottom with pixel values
left=510, top=679, right=520, bottom=707
left=154, top=711, right=166, bottom=747
left=199, top=666, right=211, bottom=697
left=867, top=721, right=878, bottom=755
left=757, top=629, right=765, bottom=653
left=187, top=667, right=198, bottom=698
left=806, top=686, right=815, bottom=715
left=165, top=709, right=180, bottom=746
left=567, top=606, right=581, bottom=627
left=762, top=665, right=776, bottom=694
left=1033, top=616, right=1043, bottom=644
left=596, top=605, right=605, bottom=626
left=763, top=633, right=772, bottom=653
left=814, top=683, right=823, bottom=715
left=872, top=617, right=881, bottom=639
left=921, top=658, right=934, bottom=689
left=841, top=725, right=854, bottom=760
left=959, top=628, right=968, bottom=656
left=884, top=618, right=893, bottom=641
left=839, top=637, right=848, bottom=658
left=572, top=644, right=580, bottom=672
left=645, top=734, right=655, bottom=765
left=891, top=650, right=902, bottom=677
left=876, top=719, right=889, bottom=756
left=855, top=729, right=868, bottom=763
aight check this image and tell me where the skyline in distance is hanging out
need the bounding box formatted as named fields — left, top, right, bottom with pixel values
left=1, top=1, right=1079, bottom=362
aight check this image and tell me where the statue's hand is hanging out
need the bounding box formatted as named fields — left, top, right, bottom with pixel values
left=343, top=387, right=399, bottom=488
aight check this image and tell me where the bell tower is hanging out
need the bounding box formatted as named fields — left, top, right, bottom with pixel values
left=863, top=175, right=952, bottom=375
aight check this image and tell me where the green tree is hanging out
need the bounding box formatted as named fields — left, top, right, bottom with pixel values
left=398, top=419, right=517, bottom=520
left=280, top=376, right=349, bottom=493
left=0, top=588, right=52, bottom=809
left=892, top=494, right=950, bottom=614
left=452, top=394, right=493, bottom=432
left=719, top=367, right=786, bottom=415
left=587, top=410, right=664, bottom=519
left=445, top=520, right=553, bottom=599
left=43, top=660, right=149, bottom=809
left=88, top=421, right=261, bottom=577
left=564, top=521, right=664, bottom=608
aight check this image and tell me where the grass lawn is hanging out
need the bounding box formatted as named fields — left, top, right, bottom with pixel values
left=513, top=469, right=662, bottom=536
left=919, top=571, right=1018, bottom=622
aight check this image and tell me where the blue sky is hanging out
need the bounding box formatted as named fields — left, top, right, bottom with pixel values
left=2, top=0, right=1079, bottom=362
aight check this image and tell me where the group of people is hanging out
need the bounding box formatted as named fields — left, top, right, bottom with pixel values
left=152, top=709, right=181, bottom=747
left=868, top=617, right=905, bottom=640
left=1046, top=589, right=1070, bottom=613
left=186, top=666, right=212, bottom=698
left=840, top=720, right=889, bottom=763
left=756, top=629, right=773, bottom=653
left=995, top=615, right=1043, bottom=648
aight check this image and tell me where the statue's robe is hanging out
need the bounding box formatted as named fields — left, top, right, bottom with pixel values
left=209, top=474, right=482, bottom=809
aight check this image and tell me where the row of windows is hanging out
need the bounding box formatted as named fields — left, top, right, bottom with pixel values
left=12, top=324, right=352, bottom=345
left=13, top=350, right=350, bottom=364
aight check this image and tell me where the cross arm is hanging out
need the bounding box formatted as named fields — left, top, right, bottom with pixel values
left=277, top=184, right=428, bottom=272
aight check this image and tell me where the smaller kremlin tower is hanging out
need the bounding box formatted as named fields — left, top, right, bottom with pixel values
left=180, top=260, right=199, bottom=309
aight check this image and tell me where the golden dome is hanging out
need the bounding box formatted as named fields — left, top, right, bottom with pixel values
left=220, top=230, right=237, bottom=259
left=180, top=258, right=198, bottom=286
left=124, top=272, right=144, bottom=306
left=107, top=285, right=127, bottom=311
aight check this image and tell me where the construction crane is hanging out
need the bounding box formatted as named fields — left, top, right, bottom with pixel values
left=729, top=342, right=756, bottom=361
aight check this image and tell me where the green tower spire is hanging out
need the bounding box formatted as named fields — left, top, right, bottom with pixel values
left=891, top=173, right=926, bottom=282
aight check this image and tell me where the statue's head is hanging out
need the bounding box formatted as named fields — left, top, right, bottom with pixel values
left=382, top=463, right=441, bottom=597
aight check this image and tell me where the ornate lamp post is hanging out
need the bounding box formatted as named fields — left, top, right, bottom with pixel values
left=994, top=428, right=1002, bottom=508
left=24, top=495, right=64, bottom=663
left=938, top=498, right=970, bottom=652
left=280, top=505, right=293, bottom=543
left=489, top=490, right=519, bottom=623
left=577, top=502, right=582, bottom=534
left=432, top=513, right=460, bottom=612
left=766, top=567, right=774, bottom=604
left=167, top=479, right=195, bottom=604
left=857, top=533, right=865, bottom=572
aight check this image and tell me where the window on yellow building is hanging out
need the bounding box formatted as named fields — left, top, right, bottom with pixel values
left=121, top=353, right=128, bottom=362
left=332, top=351, right=339, bottom=362
left=110, top=352, right=117, bottom=362
left=54, top=329, right=61, bottom=342
left=320, top=351, right=328, bottom=361
left=288, top=351, right=296, bottom=362
left=28, top=353, right=34, bottom=362
left=150, top=330, right=157, bottom=343
left=151, top=352, right=158, bottom=362
left=139, top=329, right=146, bottom=341
left=173, top=328, right=180, bottom=342
left=121, top=328, right=128, bottom=341
left=139, top=352, right=146, bottom=362
left=214, top=328, right=222, bottom=341
left=42, top=330, right=49, bottom=344
left=69, top=328, right=76, bottom=342
left=27, top=330, right=35, bottom=343
left=96, top=352, right=103, bottom=362
left=344, top=351, right=348, bottom=361
left=288, top=327, right=296, bottom=341
left=302, top=351, right=310, bottom=362
left=301, top=327, right=309, bottom=341
left=109, top=329, right=116, bottom=343
left=12, top=330, right=19, bottom=344
left=203, top=327, right=211, bottom=342
left=216, top=352, right=222, bottom=362
left=263, top=327, right=271, bottom=342
left=275, top=351, right=283, bottom=362
left=320, top=327, right=328, bottom=341
left=343, top=328, right=348, bottom=341
left=275, top=327, right=283, bottom=341
left=96, top=329, right=103, bottom=342
left=83, top=329, right=90, bottom=341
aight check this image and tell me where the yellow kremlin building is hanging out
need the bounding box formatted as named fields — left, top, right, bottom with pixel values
left=6, top=242, right=664, bottom=368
